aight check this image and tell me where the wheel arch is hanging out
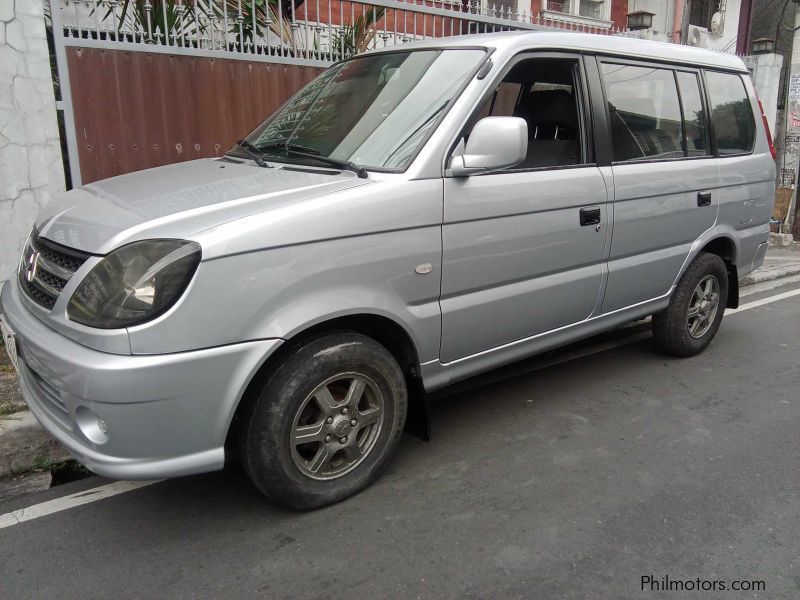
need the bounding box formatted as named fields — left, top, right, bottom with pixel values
left=698, top=236, right=739, bottom=308
left=224, top=312, right=423, bottom=456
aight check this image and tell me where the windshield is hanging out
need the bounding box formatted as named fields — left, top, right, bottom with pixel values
left=238, top=49, right=486, bottom=171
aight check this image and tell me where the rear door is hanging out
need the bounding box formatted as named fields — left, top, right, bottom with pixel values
left=597, top=59, right=719, bottom=313
left=439, top=53, right=608, bottom=363
left=704, top=70, right=773, bottom=239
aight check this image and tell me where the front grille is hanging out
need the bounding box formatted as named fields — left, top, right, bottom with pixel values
left=18, top=228, right=91, bottom=310
left=36, top=269, right=69, bottom=293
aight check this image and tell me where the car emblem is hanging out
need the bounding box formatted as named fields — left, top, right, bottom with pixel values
left=333, top=419, right=351, bottom=437
left=24, top=251, right=40, bottom=283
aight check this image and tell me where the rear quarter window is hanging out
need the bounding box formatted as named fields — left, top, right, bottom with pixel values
left=705, top=71, right=755, bottom=155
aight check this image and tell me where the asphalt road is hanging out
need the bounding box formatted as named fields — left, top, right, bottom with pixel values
left=1, top=279, right=799, bottom=600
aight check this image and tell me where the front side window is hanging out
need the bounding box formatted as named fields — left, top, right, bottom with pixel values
left=474, top=82, right=523, bottom=121
left=241, top=49, right=485, bottom=171
left=705, top=71, right=755, bottom=155
left=467, top=57, right=586, bottom=170
left=602, top=63, right=685, bottom=162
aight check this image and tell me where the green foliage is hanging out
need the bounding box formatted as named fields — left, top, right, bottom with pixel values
left=100, top=0, right=384, bottom=56
left=331, top=7, right=386, bottom=57
left=218, top=0, right=297, bottom=51
left=107, top=0, right=198, bottom=43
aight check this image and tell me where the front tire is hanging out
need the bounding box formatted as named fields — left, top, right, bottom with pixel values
left=241, top=332, right=407, bottom=510
left=652, top=252, right=728, bottom=357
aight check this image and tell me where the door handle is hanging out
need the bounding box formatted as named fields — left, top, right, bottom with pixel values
left=579, top=206, right=601, bottom=226
left=697, top=191, right=712, bottom=207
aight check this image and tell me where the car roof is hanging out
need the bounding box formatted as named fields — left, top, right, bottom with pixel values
left=366, top=30, right=747, bottom=72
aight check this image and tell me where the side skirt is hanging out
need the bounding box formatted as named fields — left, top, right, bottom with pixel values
left=420, top=293, right=672, bottom=393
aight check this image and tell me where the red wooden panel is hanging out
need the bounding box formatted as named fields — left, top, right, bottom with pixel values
left=67, top=48, right=325, bottom=183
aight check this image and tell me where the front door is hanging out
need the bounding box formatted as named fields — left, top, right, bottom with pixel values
left=439, top=55, right=608, bottom=363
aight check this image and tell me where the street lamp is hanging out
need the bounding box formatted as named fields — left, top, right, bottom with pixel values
left=626, top=11, right=655, bottom=30
left=751, top=38, right=776, bottom=54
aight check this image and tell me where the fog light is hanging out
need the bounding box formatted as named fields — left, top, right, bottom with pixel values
left=75, top=406, right=109, bottom=445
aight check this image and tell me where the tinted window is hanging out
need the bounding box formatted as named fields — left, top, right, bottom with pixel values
left=705, top=71, right=755, bottom=155
left=602, top=63, right=685, bottom=162
left=676, top=72, right=709, bottom=156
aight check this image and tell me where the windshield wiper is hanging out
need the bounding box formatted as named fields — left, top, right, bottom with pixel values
left=288, top=150, right=369, bottom=179
left=258, top=143, right=368, bottom=179
left=235, top=139, right=271, bottom=168
left=262, top=142, right=322, bottom=155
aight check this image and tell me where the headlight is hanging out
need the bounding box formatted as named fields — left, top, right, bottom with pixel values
left=67, top=239, right=201, bottom=329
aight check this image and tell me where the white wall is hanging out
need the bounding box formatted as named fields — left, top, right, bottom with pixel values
left=627, top=0, right=674, bottom=42
left=628, top=0, right=744, bottom=52
left=705, top=0, right=741, bottom=53
left=0, top=0, right=65, bottom=279
left=743, top=53, right=782, bottom=134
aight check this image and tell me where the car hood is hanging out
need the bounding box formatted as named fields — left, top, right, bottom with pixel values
left=37, top=158, right=370, bottom=255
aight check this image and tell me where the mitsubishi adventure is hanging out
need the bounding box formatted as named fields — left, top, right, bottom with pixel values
left=0, top=31, right=776, bottom=508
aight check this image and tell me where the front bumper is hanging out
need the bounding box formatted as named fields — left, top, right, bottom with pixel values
left=1, top=279, right=282, bottom=479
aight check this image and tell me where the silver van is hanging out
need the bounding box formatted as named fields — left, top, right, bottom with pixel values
left=0, top=31, right=775, bottom=509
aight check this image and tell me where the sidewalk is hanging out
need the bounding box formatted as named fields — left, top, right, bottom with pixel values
left=739, top=244, right=800, bottom=286
left=1, top=242, right=799, bottom=491
left=0, top=347, right=71, bottom=498
left=0, top=411, right=70, bottom=478
left=1, top=335, right=71, bottom=482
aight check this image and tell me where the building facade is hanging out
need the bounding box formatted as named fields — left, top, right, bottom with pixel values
left=624, top=0, right=752, bottom=53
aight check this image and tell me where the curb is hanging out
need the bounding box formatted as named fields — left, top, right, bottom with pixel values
left=768, top=233, right=796, bottom=248
left=740, top=264, right=800, bottom=287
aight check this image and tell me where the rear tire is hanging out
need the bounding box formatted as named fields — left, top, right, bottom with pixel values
left=652, top=252, right=728, bottom=357
left=241, top=332, right=407, bottom=510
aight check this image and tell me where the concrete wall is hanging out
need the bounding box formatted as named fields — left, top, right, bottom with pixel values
left=629, top=0, right=743, bottom=52
left=705, top=0, right=741, bottom=53
left=743, top=52, right=783, bottom=134
left=782, top=12, right=800, bottom=231
left=0, top=0, right=65, bottom=280
left=627, top=0, right=676, bottom=42
left=751, top=0, right=793, bottom=110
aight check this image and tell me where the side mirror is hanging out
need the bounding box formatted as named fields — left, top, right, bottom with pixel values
left=449, top=116, right=528, bottom=177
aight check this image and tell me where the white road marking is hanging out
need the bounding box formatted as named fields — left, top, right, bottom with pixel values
left=726, top=287, right=800, bottom=315
left=0, top=480, right=162, bottom=529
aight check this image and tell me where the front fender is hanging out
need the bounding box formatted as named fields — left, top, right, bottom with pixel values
left=127, top=228, right=443, bottom=363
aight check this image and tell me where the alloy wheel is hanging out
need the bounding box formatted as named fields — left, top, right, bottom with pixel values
left=687, top=275, right=720, bottom=339
left=289, top=373, right=384, bottom=480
